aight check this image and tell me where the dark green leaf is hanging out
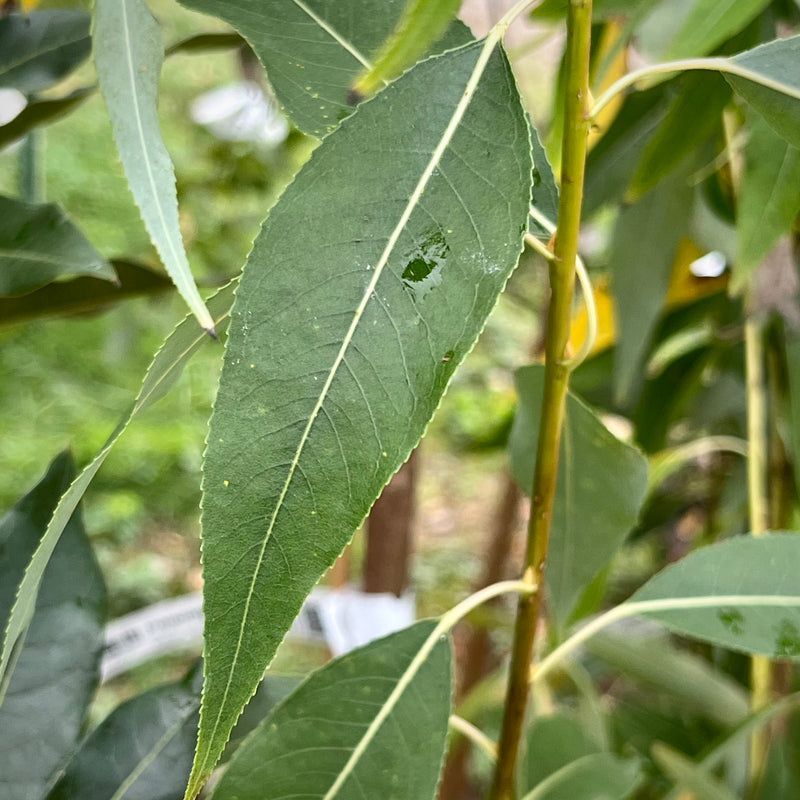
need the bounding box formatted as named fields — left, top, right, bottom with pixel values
left=630, top=73, right=730, bottom=196
left=787, top=336, right=800, bottom=500
left=0, top=452, right=106, bottom=800
left=0, top=259, right=173, bottom=327
left=47, top=665, right=202, bottom=800
left=0, top=88, right=93, bottom=150
left=726, top=35, right=800, bottom=148
left=510, top=366, right=649, bottom=629
left=0, top=195, right=115, bottom=296
left=193, top=40, right=531, bottom=795
left=631, top=533, right=800, bottom=658
left=165, top=32, right=244, bottom=57
left=94, top=0, right=215, bottom=333
left=521, top=753, right=642, bottom=800
left=664, top=0, right=771, bottom=60
left=734, top=110, right=800, bottom=290
left=210, top=622, right=451, bottom=800
left=177, top=0, right=472, bottom=137
left=611, top=173, right=693, bottom=404
left=0, top=10, right=91, bottom=94
left=529, top=122, right=559, bottom=240
left=0, top=284, right=235, bottom=695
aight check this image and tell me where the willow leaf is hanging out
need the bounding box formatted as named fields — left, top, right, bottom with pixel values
left=211, top=623, right=451, bottom=800
left=0, top=284, right=235, bottom=691
left=632, top=533, right=800, bottom=658
left=177, top=0, right=471, bottom=137
left=191, top=39, right=531, bottom=797
left=93, top=0, right=214, bottom=334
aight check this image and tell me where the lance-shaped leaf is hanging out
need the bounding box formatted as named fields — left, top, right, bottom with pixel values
left=0, top=284, right=235, bottom=692
left=178, top=0, right=471, bottom=138
left=631, top=533, right=800, bottom=657
left=0, top=10, right=91, bottom=95
left=46, top=665, right=202, bottom=800
left=93, top=0, right=215, bottom=334
left=724, top=35, right=800, bottom=149
left=0, top=452, right=106, bottom=800
left=192, top=39, right=531, bottom=796
left=734, top=110, right=800, bottom=291
left=210, top=622, right=452, bottom=800
left=0, top=195, right=116, bottom=297
left=509, top=365, right=649, bottom=629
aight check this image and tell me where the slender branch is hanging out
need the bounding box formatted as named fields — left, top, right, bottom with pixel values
left=488, top=3, right=593, bottom=797
left=449, top=715, right=498, bottom=761
left=745, top=293, right=771, bottom=792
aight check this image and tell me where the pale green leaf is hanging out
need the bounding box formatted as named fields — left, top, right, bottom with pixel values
left=177, top=0, right=472, bottom=137
left=192, top=40, right=531, bottom=796
left=509, top=366, right=649, bottom=629
left=733, top=110, right=800, bottom=290
left=352, top=0, right=463, bottom=99
left=0, top=195, right=115, bottom=296
left=585, top=631, right=748, bottom=727
left=0, top=10, right=91, bottom=94
left=665, top=0, right=771, bottom=60
left=0, top=283, right=234, bottom=693
left=726, top=35, right=800, bottom=149
left=653, top=743, right=738, bottom=800
left=0, top=452, right=106, bottom=800
left=524, top=713, right=600, bottom=793
left=211, top=623, right=451, bottom=800
left=93, top=0, right=214, bottom=334
left=521, top=753, right=642, bottom=800
left=631, top=533, right=800, bottom=658
left=46, top=665, right=202, bottom=800
left=610, top=172, right=693, bottom=404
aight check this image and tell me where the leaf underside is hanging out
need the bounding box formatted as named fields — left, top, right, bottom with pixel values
left=193, top=39, right=532, bottom=794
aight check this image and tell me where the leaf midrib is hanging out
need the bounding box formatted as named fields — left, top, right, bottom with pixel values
left=290, top=0, right=372, bottom=69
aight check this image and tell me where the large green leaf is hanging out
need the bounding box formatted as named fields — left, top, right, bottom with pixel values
left=725, top=35, right=800, bottom=149
left=0, top=195, right=115, bottom=297
left=210, top=622, right=452, bottom=800
left=733, top=110, right=800, bottom=290
left=0, top=259, right=173, bottom=327
left=0, top=283, right=235, bottom=694
left=509, top=366, right=649, bottom=629
left=610, top=173, right=693, bottom=404
left=193, top=39, right=531, bottom=796
left=177, top=0, right=472, bottom=137
left=0, top=452, right=106, bottom=800
left=47, top=666, right=202, bottom=800
left=664, top=0, right=771, bottom=60
left=521, top=753, right=642, bottom=800
left=631, top=533, right=800, bottom=657
left=93, top=0, right=214, bottom=334
left=0, top=10, right=91, bottom=95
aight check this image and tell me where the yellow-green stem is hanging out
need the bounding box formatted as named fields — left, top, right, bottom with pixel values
left=487, top=3, right=592, bottom=797
left=745, top=295, right=771, bottom=792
